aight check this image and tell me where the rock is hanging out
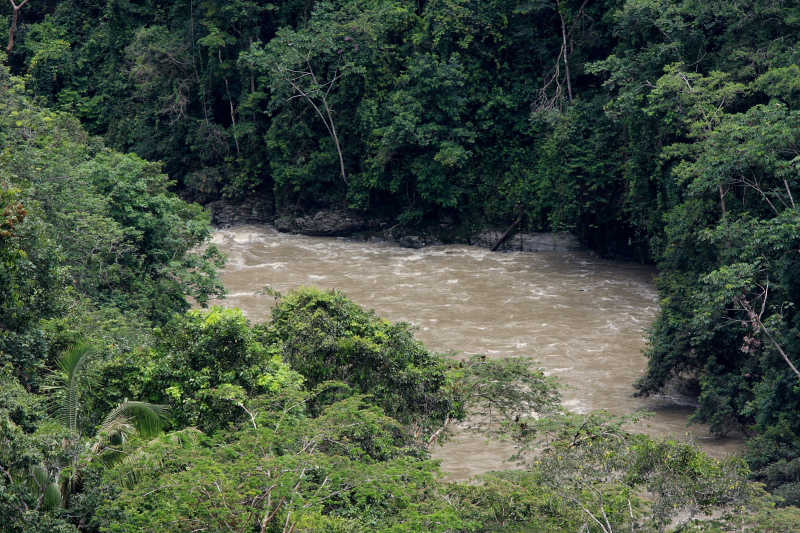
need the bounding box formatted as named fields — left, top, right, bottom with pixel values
left=398, top=235, right=444, bottom=249
left=210, top=202, right=586, bottom=254
left=470, top=229, right=585, bottom=252
left=274, top=216, right=294, bottom=233
left=469, top=230, right=503, bottom=249
left=439, top=212, right=455, bottom=227
left=275, top=209, right=383, bottom=237
left=207, top=198, right=273, bottom=228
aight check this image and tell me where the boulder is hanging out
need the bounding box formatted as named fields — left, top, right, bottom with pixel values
left=470, top=230, right=585, bottom=252
left=398, top=235, right=444, bottom=249
left=276, top=209, right=383, bottom=237
left=207, top=198, right=273, bottom=228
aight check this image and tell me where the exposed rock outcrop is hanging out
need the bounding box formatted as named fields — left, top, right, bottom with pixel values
left=207, top=198, right=273, bottom=228
left=397, top=234, right=444, bottom=249
left=470, top=230, right=586, bottom=252
left=210, top=204, right=587, bottom=253
left=274, top=209, right=385, bottom=237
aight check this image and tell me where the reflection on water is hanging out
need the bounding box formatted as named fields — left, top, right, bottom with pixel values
left=210, top=225, right=742, bottom=479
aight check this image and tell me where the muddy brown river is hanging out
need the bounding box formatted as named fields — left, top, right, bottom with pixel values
left=209, top=225, right=742, bottom=480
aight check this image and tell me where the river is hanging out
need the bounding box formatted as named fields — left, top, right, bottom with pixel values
left=209, top=225, right=742, bottom=480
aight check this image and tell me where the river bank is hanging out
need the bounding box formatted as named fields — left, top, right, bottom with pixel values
left=207, top=199, right=590, bottom=254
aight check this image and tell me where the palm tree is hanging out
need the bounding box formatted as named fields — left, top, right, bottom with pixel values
left=52, top=343, right=98, bottom=434
left=26, top=343, right=168, bottom=508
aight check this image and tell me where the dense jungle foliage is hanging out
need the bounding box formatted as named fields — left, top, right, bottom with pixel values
left=3, top=0, right=800, bottom=530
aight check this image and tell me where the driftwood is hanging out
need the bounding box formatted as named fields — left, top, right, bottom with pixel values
left=490, top=212, right=526, bottom=252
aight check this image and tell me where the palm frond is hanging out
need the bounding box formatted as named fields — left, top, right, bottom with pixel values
left=42, top=482, right=63, bottom=509
left=28, top=464, right=50, bottom=493
left=100, top=401, right=169, bottom=439
left=89, top=415, right=136, bottom=457
left=27, top=465, right=63, bottom=509
left=54, top=343, right=99, bottom=433
left=56, top=343, right=97, bottom=378
left=170, top=426, right=204, bottom=446
left=111, top=428, right=203, bottom=489
left=111, top=448, right=150, bottom=489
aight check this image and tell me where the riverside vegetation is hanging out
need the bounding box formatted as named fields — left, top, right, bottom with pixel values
left=2, top=0, right=800, bottom=531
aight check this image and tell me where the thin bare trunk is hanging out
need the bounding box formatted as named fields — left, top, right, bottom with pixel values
left=536, top=0, right=588, bottom=110
left=249, top=37, right=255, bottom=94
left=260, top=493, right=285, bottom=533
left=761, top=321, right=800, bottom=379
left=426, top=415, right=450, bottom=447
left=556, top=0, right=573, bottom=103
left=6, top=0, right=31, bottom=55
left=737, top=286, right=800, bottom=380
left=491, top=212, right=526, bottom=251
left=567, top=0, right=591, bottom=38
left=289, top=80, right=348, bottom=185
left=322, top=97, right=347, bottom=185
left=218, top=49, right=241, bottom=156
left=225, top=79, right=241, bottom=155
left=308, top=59, right=347, bottom=185
left=737, top=171, right=780, bottom=215
left=556, top=0, right=589, bottom=104
left=286, top=58, right=347, bottom=185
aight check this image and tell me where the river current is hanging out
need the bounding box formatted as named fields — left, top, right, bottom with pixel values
left=210, top=225, right=742, bottom=480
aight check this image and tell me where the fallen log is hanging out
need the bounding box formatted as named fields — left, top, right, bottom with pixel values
left=490, top=212, right=526, bottom=252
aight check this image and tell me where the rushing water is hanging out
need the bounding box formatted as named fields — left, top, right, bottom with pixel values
left=209, top=225, right=742, bottom=480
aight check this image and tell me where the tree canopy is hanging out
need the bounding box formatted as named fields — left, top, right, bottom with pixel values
left=3, top=0, right=800, bottom=528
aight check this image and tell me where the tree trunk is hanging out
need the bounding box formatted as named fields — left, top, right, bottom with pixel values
left=6, top=0, right=31, bottom=55
left=737, top=289, right=800, bottom=380
left=322, top=95, right=347, bottom=186
left=556, top=0, right=573, bottom=103
left=491, top=212, right=526, bottom=252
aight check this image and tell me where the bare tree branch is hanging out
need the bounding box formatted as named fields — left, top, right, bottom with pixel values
left=6, top=0, right=32, bottom=55
left=735, top=284, right=800, bottom=380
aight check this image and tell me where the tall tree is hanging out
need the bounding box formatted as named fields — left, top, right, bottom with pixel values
left=5, top=0, right=30, bottom=55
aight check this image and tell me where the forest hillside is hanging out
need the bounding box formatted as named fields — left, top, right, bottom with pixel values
left=2, top=1, right=800, bottom=531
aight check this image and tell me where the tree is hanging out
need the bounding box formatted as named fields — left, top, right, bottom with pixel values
left=265, top=287, right=560, bottom=448
left=95, top=397, right=469, bottom=533
left=5, top=0, right=30, bottom=55
left=515, top=0, right=591, bottom=111
left=515, top=412, right=757, bottom=533
left=36, top=344, right=168, bottom=509
left=265, top=287, right=457, bottom=432
left=47, top=344, right=167, bottom=438
left=0, top=369, right=79, bottom=532
left=0, top=66, right=226, bottom=327
left=0, top=342, right=167, bottom=530
left=0, top=189, right=65, bottom=389
left=636, top=100, right=800, bottom=424
left=256, top=27, right=350, bottom=186
left=141, top=307, right=303, bottom=434
left=244, top=0, right=416, bottom=209
left=360, top=52, right=475, bottom=221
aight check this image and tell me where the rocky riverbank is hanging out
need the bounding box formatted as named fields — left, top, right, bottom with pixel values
left=206, top=199, right=585, bottom=253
